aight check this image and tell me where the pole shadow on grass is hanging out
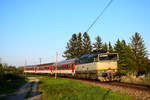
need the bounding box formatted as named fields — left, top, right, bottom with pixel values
left=102, top=89, right=110, bottom=100
left=25, top=91, right=42, bottom=100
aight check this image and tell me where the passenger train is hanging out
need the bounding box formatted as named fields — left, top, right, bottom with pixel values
left=24, top=53, right=120, bottom=81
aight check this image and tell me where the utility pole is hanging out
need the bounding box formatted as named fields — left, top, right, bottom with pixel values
left=55, top=52, right=58, bottom=79
left=39, top=58, right=42, bottom=65
left=24, top=59, right=27, bottom=66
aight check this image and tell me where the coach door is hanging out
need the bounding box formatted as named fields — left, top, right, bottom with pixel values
left=72, top=63, right=75, bottom=76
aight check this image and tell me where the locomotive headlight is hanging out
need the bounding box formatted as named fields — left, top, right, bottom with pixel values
left=114, top=69, right=117, bottom=72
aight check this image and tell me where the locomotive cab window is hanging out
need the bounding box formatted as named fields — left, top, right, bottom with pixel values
left=99, top=53, right=118, bottom=61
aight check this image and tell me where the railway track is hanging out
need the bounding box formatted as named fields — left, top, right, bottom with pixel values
left=67, top=77, right=150, bottom=91
left=101, top=81, right=150, bottom=91
left=63, top=77, right=150, bottom=100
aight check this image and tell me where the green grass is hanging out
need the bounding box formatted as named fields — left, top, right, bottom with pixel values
left=0, top=78, right=27, bottom=94
left=39, top=77, right=137, bottom=100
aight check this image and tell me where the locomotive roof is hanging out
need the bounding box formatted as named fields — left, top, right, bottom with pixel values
left=78, top=53, right=97, bottom=59
left=77, top=53, right=118, bottom=60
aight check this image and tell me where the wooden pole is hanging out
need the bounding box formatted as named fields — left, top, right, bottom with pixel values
left=39, top=57, right=42, bottom=65
left=25, top=59, right=27, bottom=66
left=55, top=52, right=58, bottom=79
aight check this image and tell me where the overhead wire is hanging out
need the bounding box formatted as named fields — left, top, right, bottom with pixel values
left=86, top=0, right=114, bottom=33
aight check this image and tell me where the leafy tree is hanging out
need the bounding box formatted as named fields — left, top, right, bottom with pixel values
left=63, top=42, right=72, bottom=59
left=17, top=67, right=24, bottom=74
left=124, top=45, right=136, bottom=72
left=130, top=32, right=148, bottom=75
left=101, top=42, right=108, bottom=53
left=93, top=35, right=102, bottom=52
left=108, top=41, right=113, bottom=53
left=76, top=32, right=83, bottom=57
left=114, top=39, right=135, bottom=74
left=142, top=57, right=150, bottom=74
left=0, top=64, right=4, bottom=80
left=114, top=39, right=122, bottom=53
left=82, top=32, right=92, bottom=54
left=63, top=33, right=78, bottom=59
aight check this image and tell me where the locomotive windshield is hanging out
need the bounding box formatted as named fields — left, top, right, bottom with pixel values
left=75, top=53, right=118, bottom=64
left=99, top=53, right=118, bottom=61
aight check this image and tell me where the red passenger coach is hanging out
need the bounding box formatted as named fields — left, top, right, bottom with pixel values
left=24, top=59, right=76, bottom=77
left=36, top=63, right=54, bottom=74
left=53, top=59, right=76, bottom=77
left=24, top=65, right=36, bottom=73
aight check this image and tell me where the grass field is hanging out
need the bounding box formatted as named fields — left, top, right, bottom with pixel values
left=39, top=77, right=137, bottom=100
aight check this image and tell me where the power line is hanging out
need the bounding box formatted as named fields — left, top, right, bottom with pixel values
left=86, top=0, right=114, bottom=33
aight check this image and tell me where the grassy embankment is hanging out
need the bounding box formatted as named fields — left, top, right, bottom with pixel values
left=38, top=76, right=137, bottom=100
left=121, top=74, right=150, bottom=85
left=0, top=74, right=27, bottom=94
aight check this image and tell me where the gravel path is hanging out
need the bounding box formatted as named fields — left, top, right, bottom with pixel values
left=2, top=82, right=31, bottom=100
left=28, top=78, right=41, bottom=100
left=1, top=77, right=41, bottom=100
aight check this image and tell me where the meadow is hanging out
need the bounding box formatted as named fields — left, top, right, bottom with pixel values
left=38, top=77, right=137, bottom=100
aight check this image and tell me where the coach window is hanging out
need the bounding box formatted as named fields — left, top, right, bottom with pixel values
left=61, top=65, right=62, bottom=69
left=66, top=65, right=68, bottom=69
left=70, top=64, right=72, bottom=69
left=62, top=65, right=63, bottom=70
left=61, top=65, right=63, bottom=69
left=65, top=65, right=67, bottom=69
left=61, top=65, right=63, bottom=70
left=64, top=65, right=66, bottom=69
left=63, top=65, right=65, bottom=69
left=46, top=67, right=49, bottom=70
left=69, top=65, right=71, bottom=69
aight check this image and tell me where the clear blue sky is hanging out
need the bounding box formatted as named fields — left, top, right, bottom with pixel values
left=0, top=0, right=150, bottom=67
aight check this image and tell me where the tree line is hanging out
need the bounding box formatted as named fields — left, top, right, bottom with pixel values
left=0, top=63, right=24, bottom=82
left=63, top=32, right=150, bottom=75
